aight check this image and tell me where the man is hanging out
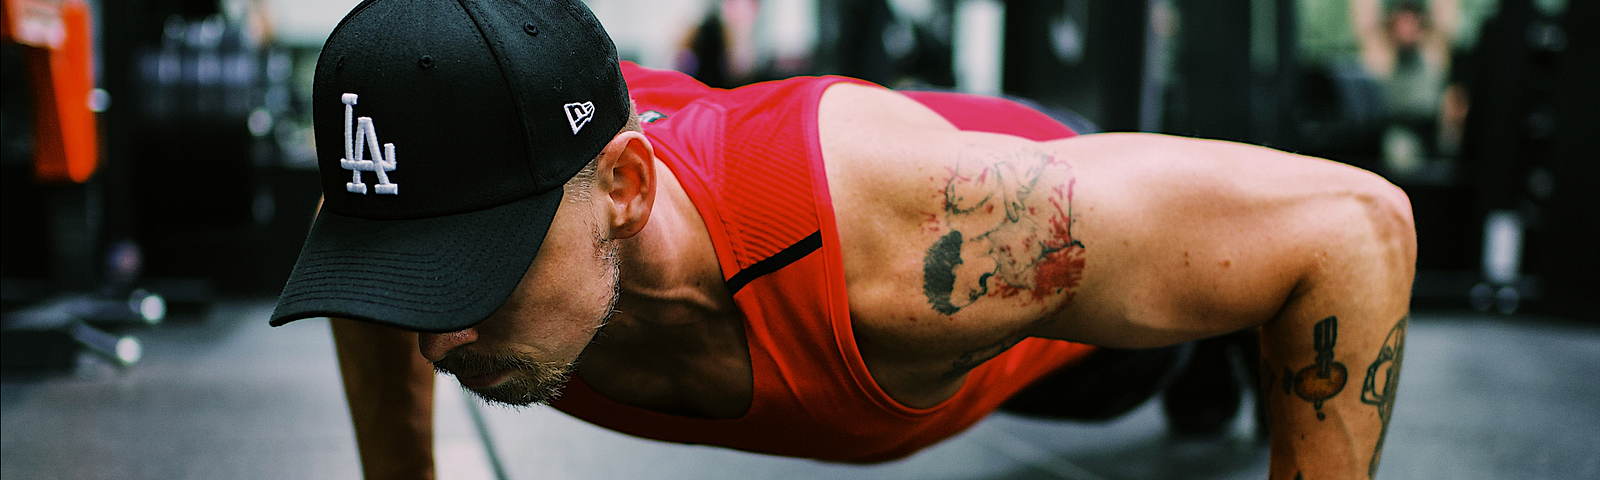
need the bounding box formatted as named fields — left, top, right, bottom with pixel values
left=271, top=1, right=1415, bottom=479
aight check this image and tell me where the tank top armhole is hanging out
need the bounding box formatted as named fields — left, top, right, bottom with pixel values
left=798, top=77, right=959, bottom=417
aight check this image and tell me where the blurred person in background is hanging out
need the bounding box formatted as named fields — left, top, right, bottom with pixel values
left=1353, top=0, right=1461, bottom=173
left=675, top=0, right=762, bottom=88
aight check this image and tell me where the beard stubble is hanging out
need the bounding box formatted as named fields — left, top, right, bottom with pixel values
left=437, top=233, right=622, bottom=407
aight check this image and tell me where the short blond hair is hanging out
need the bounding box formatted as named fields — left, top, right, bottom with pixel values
left=566, top=110, right=642, bottom=201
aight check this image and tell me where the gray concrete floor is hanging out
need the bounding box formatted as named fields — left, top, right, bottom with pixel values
left=3, top=299, right=1597, bottom=479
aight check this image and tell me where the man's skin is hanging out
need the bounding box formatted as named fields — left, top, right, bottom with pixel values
left=330, top=83, right=1416, bottom=479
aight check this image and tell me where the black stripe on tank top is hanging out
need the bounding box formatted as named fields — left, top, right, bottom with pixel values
left=725, top=231, right=823, bottom=295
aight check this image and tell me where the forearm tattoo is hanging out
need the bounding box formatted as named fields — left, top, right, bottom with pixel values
left=1269, top=316, right=1407, bottom=478
left=1284, top=316, right=1348, bottom=421
left=1360, top=316, right=1408, bottom=478
left=920, top=146, right=1086, bottom=316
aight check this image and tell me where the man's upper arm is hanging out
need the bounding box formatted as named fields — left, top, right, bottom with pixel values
left=1032, top=133, right=1411, bottom=345
left=823, top=84, right=1417, bottom=475
left=822, top=83, right=1413, bottom=349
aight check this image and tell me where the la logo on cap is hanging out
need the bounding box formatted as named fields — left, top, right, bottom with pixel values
left=340, top=93, right=399, bottom=195
left=564, top=101, right=595, bottom=134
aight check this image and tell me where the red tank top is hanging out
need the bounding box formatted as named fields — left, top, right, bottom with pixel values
left=548, top=63, right=1097, bottom=462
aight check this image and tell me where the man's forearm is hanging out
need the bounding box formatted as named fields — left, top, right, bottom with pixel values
left=331, top=318, right=437, bottom=480
left=1262, top=312, right=1407, bottom=478
left=1258, top=226, right=1413, bottom=479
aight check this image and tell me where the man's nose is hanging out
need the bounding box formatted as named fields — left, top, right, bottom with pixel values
left=418, top=328, right=479, bottom=362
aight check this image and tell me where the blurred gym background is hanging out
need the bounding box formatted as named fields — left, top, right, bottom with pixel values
left=2, top=0, right=1595, bottom=479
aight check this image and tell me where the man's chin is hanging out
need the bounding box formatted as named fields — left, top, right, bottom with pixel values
left=467, top=388, right=543, bottom=408
left=462, top=374, right=570, bottom=407
left=437, top=353, right=577, bottom=407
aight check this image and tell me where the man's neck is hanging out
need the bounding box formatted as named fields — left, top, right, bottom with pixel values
left=573, top=158, right=754, bottom=417
left=572, top=158, right=753, bottom=417
left=608, top=158, right=734, bottom=332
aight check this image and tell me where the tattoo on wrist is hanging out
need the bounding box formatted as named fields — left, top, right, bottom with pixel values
left=920, top=146, right=1086, bottom=316
left=1360, top=315, right=1408, bottom=478
left=1286, top=316, right=1348, bottom=420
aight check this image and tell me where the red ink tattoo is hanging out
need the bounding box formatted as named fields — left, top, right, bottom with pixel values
left=921, top=147, right=1086, bottom=315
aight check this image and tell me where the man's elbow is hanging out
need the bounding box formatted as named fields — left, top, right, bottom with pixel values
left=1365, top=176, right=1418, bottom=270
left=1316, top=173, right=1418, bottom=297
left=1281, top=169, right=1418, bottom=305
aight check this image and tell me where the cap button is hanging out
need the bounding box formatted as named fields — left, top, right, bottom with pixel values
left=523, top=23, right=540, bottom=36
left=418, top=55, right=435, bottom=69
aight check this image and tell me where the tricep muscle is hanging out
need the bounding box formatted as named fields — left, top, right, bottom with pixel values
left=823, top=81, right=1410, bottom=350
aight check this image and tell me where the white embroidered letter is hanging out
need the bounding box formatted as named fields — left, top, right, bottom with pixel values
left=564, top=101, right=595, bottom=134
left=340, top=93, right=399, bottom=195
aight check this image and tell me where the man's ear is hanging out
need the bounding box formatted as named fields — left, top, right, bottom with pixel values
left=596, top=130, right=656, bottom=239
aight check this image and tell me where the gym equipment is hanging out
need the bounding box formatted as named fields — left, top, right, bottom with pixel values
left=118, top=6, right=308, bottom=294
left=1531, top=0, right=1599, bottom=320
left=0, top=0, right=98, bottom=183
left=1, top=0, right=171, bottom=370
left=1162, top=328, right=1265, bottom=438
left=13, top=289, right=167, bottom=327
left=1453, top=0, right=1593, bottom=316
left=1, top=289, right=163, bottom=368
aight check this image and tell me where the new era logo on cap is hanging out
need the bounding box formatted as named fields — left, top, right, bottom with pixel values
left=564, top=101, right=595, bottom=134
left=339, top=93, right=399, bottom=195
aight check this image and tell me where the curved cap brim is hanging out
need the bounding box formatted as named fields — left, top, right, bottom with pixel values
left=270, top=189, right=563, bottom=333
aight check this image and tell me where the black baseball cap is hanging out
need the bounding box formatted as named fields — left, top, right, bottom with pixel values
left=270, top=0, right=630, bottom=332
